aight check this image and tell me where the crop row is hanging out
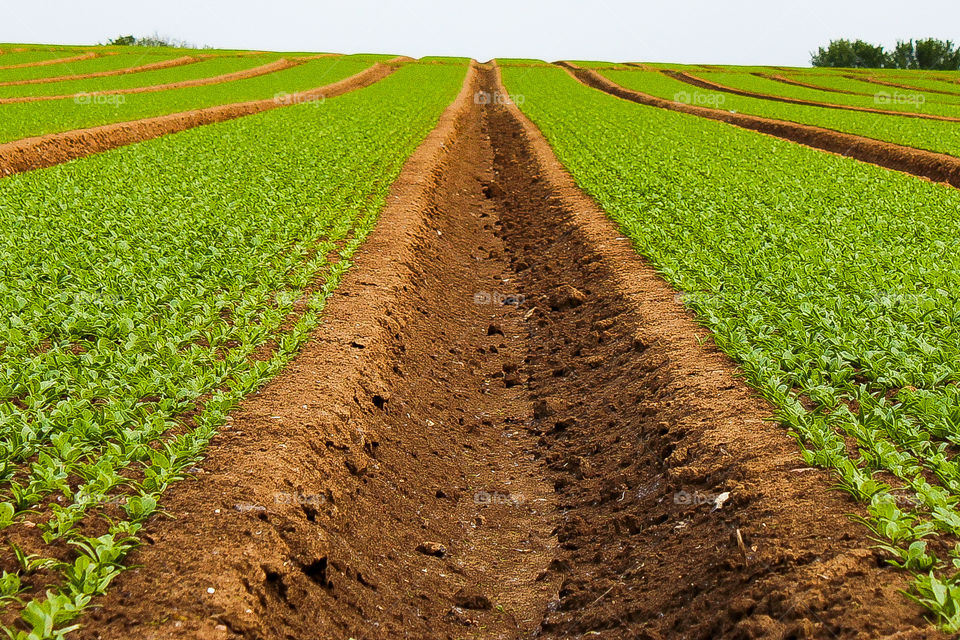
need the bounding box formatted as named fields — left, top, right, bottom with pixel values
left=502, top=64, right=960, bottom=631
left=0, top=52, right=191, bottom=84
left=600, top=67, right=960, bottom=158
left=0, top=54, right=289, bottom=99
left=691, top=70, right=960, bottom=115
left=0, top=60, right=467, bottom=638
left=0, top=54, right=388, bottom=144
left=779, top=70, right=960, bottom=102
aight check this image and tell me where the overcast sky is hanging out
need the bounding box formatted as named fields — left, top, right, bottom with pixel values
left=4, top=0, right=959, bottom=66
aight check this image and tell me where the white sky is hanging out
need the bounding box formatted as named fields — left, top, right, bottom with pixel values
left=3, top=0, right=959, bottom=66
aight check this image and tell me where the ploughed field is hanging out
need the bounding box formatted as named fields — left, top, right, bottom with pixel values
left=0, top=42, right=959, bottom=639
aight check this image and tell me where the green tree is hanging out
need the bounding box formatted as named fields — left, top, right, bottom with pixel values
left=107, top=35, right=136, bottom=46
left=810, top=39, right=888, bottom=68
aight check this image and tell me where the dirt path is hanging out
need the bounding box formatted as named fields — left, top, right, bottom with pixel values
left=0, top=55, right=198, bottom=87
left=563, top=62, right=960, bottom=190
left=669, top=70, right=960, bottom=122
left=66, top=62, right=942, bottom=640
left=0, top=59, right=401, bottom=178
left=0, top=58, right=299, bottom=102
left=0, top=51, right=98, bottom=70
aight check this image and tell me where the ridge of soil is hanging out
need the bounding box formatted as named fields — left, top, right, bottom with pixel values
left=70, top=61, right=941, bottom=640
left=669, top=70, right=960, bottom=122
left=0, top=59, right=402, bottom=178
left=0, top=55, right=199, bottom=87
left=843, top=74, right=960, bottom=97
left=561, top=62, right=960, bottom=190
left=0, top=58, right=299, bottom=102
left=0, top=51, right=99, bottom=70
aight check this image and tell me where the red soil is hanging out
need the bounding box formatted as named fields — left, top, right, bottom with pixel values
left=64, top=60, right=943, bottom=640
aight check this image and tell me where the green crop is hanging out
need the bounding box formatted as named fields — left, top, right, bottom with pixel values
left=0, top=54, right=288, bottom=98
left=692, top=70, right=960, bottom=115
left=502, top=64, right=960, bottom=631
left=0, top=60, right=466, bottom=636
left=0, top=52, right=188, bottom=84
left=0, top=54, right=387, bottom=143
left=774, top=71, right=960, bottom=106
left=601, top=67, right=960, bottom=158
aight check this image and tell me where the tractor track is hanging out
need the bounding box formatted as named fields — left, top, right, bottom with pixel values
left=72, top=62, right=940, bottom=640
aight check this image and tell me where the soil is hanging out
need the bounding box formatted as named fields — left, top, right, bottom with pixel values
left=0, top=59, right=402, bottom=178
left=70, top=62, right=944, bottom=640
left=562, top=62, right=960, bottom=190
left=668, top=71, right=960, bottom=122
left=0, top=59, right=298, bottom=102
left=0, top=55, right=198, bottom=88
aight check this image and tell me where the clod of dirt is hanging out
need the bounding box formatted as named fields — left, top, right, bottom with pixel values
left=481, top=181, right=507, bottom=199
left=548, top=284, right=586, bottom=311
left=416, top=541, right=447, bottom=557
left=452, top=589, right=493, bottom=610
left=533, top=397, right=562, bottom=419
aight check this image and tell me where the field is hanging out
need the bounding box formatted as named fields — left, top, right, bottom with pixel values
left=0, top=41, right=960, bottom=639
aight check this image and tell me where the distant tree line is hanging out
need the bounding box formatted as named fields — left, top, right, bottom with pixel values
left=811, top=38, right=960, bottom=69
left=106, top=33, right=205, bottom=49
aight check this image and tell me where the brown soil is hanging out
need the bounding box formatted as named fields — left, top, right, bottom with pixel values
left=844, top=74, right=960, bottom=98
left=562, top=62, right=960, bottom=189
left=0, top=51, right=98, bottom=70
left=669, top=71, right=960, bottom=122
left=0, top=55, right=198, bottom=87
left=0, top=59, right=402, bottom=178
left=70, top=61, right=942, bottom=640
left=0, top=58, right=301, bottom=103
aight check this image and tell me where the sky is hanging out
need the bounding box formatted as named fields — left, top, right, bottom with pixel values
left=3, top=0, right=960, bottom=66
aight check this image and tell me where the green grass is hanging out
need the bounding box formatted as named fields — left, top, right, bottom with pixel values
left=601, top=67, right=960, bottom=158
left=0, top=59, right=467, bottom=638
left=0, top=54, right=385, bottom=143
left=0, top=54, right=288, bottom=98
left=503, top=63, right=960, bottom=633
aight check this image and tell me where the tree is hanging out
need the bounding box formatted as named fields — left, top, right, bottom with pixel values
left=810, top=39, right=888, bottom=68
left=107, top=35, right=136, bottom=46
left=811, top=38, right=960, bottom=70
left=913, top=38, right=960, bottom=70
